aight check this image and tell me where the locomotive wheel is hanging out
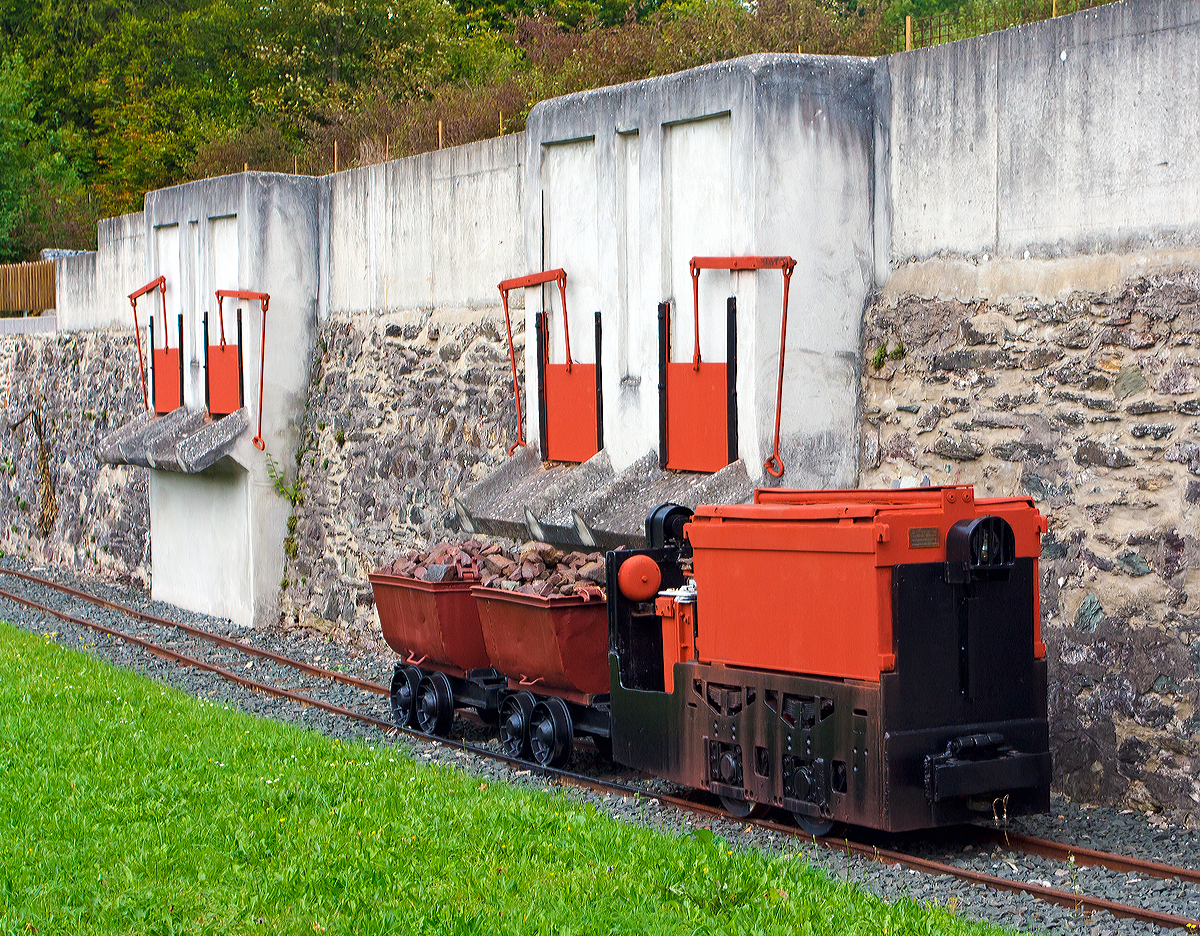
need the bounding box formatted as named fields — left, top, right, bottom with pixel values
left=718, top=795, right=769, bottom=820
left=529, top=698, right=573, bottom=768
left=498, top=691, right=536, bottom=759
left=791, top=812, right=835, bottom=837
left=415, top=672, right=454, bottom=736
left=390, top=665, right=421, bottom=728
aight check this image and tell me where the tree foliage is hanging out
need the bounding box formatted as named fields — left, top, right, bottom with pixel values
left=0, top=0, right=1095, bottom=258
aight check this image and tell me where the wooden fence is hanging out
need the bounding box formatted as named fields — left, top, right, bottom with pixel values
left=900, top=0, right=1116, bottom=52
left=0, top=260, right=55, bottom=313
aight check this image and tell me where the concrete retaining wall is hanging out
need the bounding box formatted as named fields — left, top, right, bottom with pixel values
left=142, top=173, right=321, bottom=627
left=523, top=55, right=877, bottom=484
left=885, top=0, right=1200, bottom=268
left=56, top=213, right=147, bottom=332
left=319, top=135, right=524, bottom=317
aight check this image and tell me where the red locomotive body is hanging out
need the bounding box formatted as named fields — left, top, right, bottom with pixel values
left=610, top=486, right=1050, bottom=832
left=373, top=485, right=1052, bottom=833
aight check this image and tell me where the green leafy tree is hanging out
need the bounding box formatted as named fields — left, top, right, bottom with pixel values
left=0, top=53, right=37, bottom=261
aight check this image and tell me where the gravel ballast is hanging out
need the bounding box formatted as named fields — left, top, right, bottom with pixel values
left=1, top=557, right=1197, bottom=935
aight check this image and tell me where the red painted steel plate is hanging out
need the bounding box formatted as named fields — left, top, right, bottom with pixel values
left=153, top=348, right=182, bottom=415
left=369, top=573, right=491, bottom=677
left=472, top=587, right=609, bottom=699
left=544, top=363, right=597, bottom=464
left=208, top=344, right=241, bottom=416
left=665, top=361, right=728, bottom=473
left=686, top=486, right=1047, bottom=681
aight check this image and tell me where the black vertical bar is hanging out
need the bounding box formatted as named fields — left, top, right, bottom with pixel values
left=237, top=308, right=245, bottom=409
left=177, top=314, right=184, bottom=410
left=149, top=317, right=156, bottom=413
left=594, top=310, right=603, bottom=452
left=957, top=593, right=971, bottom=699
left=657, top=301, right=668, bottom=470
left=203, top=313, right=211, bottom=412
left=726, top=296, right=738, bottom=466
left=535, top=311, right=549, bottom=458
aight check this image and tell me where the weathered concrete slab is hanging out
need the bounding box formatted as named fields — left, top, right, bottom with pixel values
left=99, top=407, right=249, bottom=474
left=455, top=447, right=753, bottom=548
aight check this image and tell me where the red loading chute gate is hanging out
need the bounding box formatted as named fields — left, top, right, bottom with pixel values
left=498, top=270, right=601, bottom=464
left=205, top=300, right=245, bottom=418
left=127, top=280, right=268, bottom=434
left=129, top=276, right=183, bottom=416
left=215, top=289, right=269, bottom=448
left=661, top=256, right=795, bottom=476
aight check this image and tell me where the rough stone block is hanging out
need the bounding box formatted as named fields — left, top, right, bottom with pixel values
left=1116, top=550, right=1153, bottom=577
left=926, top=433, right=983, bottom=461
left=1075, top=593, right=1103, bottom=633
left=1126, top=401, right=1171, bottom=415
left=1166, top=441, right=1200, bottom=475
left=1130, top=424, right=1175, bottom=440
left=1074, top=441, right=1135, bottom=469
left=1112, top=365, right=1147, bottom=400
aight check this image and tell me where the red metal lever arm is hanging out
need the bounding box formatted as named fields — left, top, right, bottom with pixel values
left=496, top=287, right=526, bottom=455
left=687, top=256, right=797, bottom=476
left=215, top=290, right=270, bottom=448
left=764, top=261, right=796, bottom=479
left=496, top=268, right=570, bottom=455
left=128, top=276, right=166, bottom=412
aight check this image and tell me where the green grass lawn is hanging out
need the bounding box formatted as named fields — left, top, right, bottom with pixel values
left=0, top=622, right=1016, bottom=935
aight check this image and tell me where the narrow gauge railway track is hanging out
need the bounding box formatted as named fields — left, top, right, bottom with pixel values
left=2, top=568, right=1198, bottom=932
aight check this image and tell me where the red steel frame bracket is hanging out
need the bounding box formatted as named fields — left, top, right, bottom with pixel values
left=128, top=275, right=167, bottom=412
left=497, top=269, right=569, bottom=455
left=689, top=256, right=796, bottom=478
left=215, top=289, right=270, bottom=449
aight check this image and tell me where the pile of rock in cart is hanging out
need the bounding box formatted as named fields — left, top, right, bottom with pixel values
left=379, top=540, right=609, bottom=600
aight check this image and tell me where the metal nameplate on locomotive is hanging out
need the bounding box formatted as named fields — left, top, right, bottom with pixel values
left=908, top=526, right=940, bottom=549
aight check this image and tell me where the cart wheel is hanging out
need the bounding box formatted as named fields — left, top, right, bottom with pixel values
left=415, top=672, right=454, bottom=736
left=790, top=812, right=835, bottom=837
left=719, top=796, right=769, bottom=820
left=499, top=691, right=536, bottom=759
left=529, top=698, right=573, bottom=768
left=390, top=664, right=421, bottom=728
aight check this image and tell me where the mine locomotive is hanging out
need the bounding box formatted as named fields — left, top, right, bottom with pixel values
left=371, top=485, right=1052, bottom=833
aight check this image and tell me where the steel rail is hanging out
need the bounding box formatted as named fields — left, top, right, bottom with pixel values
left=0, top=585, right=395, bottom=729
left=3, top=573, right=1198, bottom=930
left=0, top=576, right=649, bottom=793
left=0, top=568, right=388, bottom=697
left=977, top=827, right=1200, bottom=886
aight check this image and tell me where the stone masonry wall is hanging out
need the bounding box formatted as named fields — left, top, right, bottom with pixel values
left=279, top=305, right=523, bottom=646
left=860, top=271, right=1200, bottom=820
left=0, top=332, right=149, bottom=584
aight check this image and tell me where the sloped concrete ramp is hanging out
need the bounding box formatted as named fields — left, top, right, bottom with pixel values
left=454, top=446, right=753, bottom=549
left=98, top=407, right=249, bottom=474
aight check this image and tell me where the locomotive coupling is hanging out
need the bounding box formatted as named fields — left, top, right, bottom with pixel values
left=923, top=732, right=1049, bottom=805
